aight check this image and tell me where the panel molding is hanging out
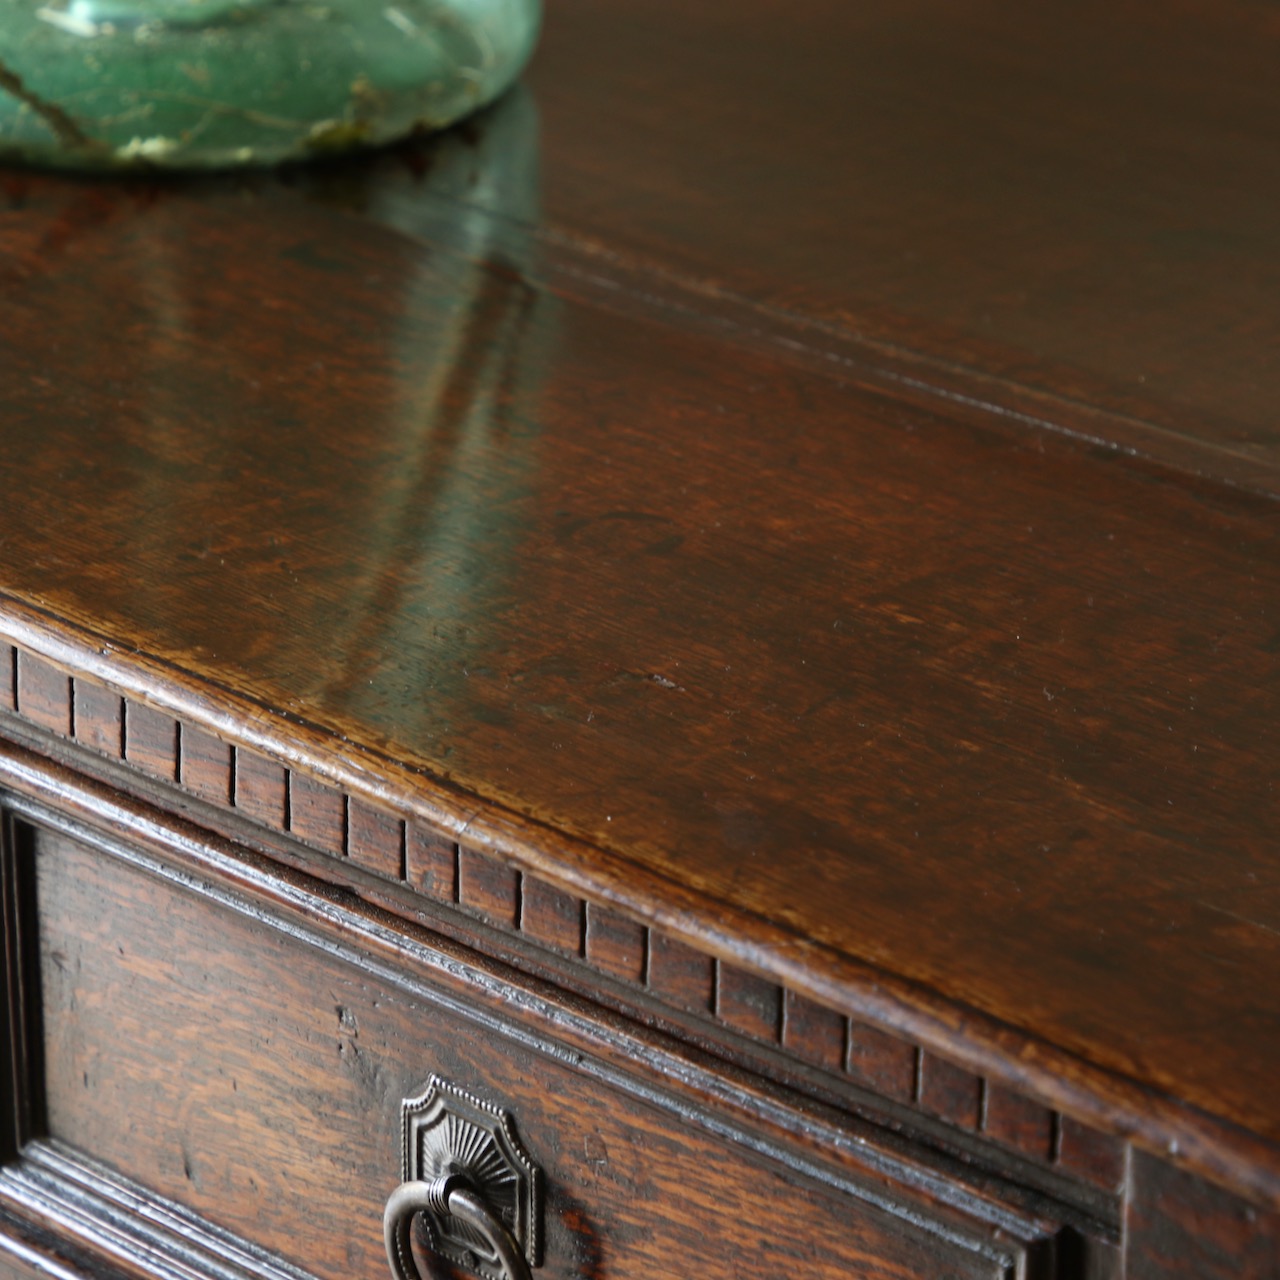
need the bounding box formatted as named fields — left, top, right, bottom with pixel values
left=0, top=1142, right=319, bottom=1280
left=0, top=795, right=1072, bottom=1277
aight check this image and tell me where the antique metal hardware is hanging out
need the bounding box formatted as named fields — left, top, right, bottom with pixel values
left=383, top=1076, right=542, bottom=1280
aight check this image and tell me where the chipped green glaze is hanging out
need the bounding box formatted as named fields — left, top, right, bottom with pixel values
left=0, top=0, right=540, bottom=169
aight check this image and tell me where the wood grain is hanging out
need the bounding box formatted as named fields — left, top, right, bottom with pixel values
left=346, top=798, right=403, bottom=879
left=524, top=0, right=1280, bottom=489
left=121, top=704, right=178, bottom=783
left=14, top=657, right=69, bottom=739
left=1125, top=1148, right=1280, bottom=1279
left=984, top=1086, right=1055, bottom=1164
left=583, top=905, right=646, bottom=985
left=1059, top=1118, right=1127, bottom=1195
left=0, top=1205, right=147, bottom=1280
left=0, top=0, right=1275, bottom=1210
left=520, top=875, right=582, bottom=955
left=920, top=1054, right=984, bottom=1131
left=717, top=965, right=782, bottom=1044
left=404, top=824, right=456, bottom=903
left=782, top=992, right=845, bottom=1075
left=70, top=683, right=122, bottom=759
left=646, top=936, right=714, bottom=1015
left=287, top=773, right=345, bottom=853
left=27, top=823, right=1036, bottom=1280
left=458, top=848, right=519, bottom=928
left=846, top=1023, right=918, bottom=1105
left=233, top=750, right=287, bottom=832
left=0, top=671, right=1128, bottom=1204
left=178, top=727, right=231, bottom=807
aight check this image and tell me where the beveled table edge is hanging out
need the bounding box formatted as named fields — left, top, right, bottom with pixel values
left=0, top=595, right=1277, bottom=1212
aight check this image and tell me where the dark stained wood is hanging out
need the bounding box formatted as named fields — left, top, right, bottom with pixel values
left=520, top=875, right=582, bottom=955
left=0, top=695, right=1127, bottom=1214
left=404, top=824, right=456, bottom=903
left=985, top=1086, right=1055, bottom=1164
left=583, top=904, right=646, bottom=985
left=122, top=703, right=178, bottom=783
left=70, top=682, right=122, bottom=759
left=457, top=848, right=520, bottom=928
left=716, top=965, right=782, bottom=1044
left=0, top=161, right=1275, bottom=1203
left=0, top=0, right=1274, bottom=1251
left=232, top=750, right=287, bottom=832
left=1125, top=1148, right=1280, bottom=1279
left=13, top=656, right=69, bottom=739
left=25, top=823, right=1040, bottom=1280
left=919, top=1054, right=983, bottom=1131
left=845, top=1023, right=918, bottom=1106
left=287, top=773, right=346, bottom=854
left=178, top=726, right=231, bottom=807
left=0, top=6, right=1274, bottom=1280
left=646, top=935, right=714, bottom=1015
left=782, top=992, right=845, bottom=1075
left=346, top=798, right=403, bottom=880
left=0, top=750, right=1087, bottom=1251
left=1058, top=1118, right=1127, bottom=1195
left=523, top=0, right=1280, bottom=492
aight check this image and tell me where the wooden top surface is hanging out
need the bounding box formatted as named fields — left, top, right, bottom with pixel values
left=525, top=0, right=1280, bottom=493
left=1, top=0, right=1278, bottom=1202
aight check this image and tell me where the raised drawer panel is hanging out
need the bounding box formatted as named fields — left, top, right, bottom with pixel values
left=11, top=819, right=1038, bottom=1280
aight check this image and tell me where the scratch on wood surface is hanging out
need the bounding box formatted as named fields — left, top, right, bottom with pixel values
left=1201, top=901, right=1280, bottom=940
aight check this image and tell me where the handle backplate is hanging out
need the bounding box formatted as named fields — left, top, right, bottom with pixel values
left=399, top=1075, right=542, bottom=1279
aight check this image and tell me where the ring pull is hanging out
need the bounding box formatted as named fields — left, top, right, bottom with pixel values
left=385, top=1176, right=533, bottom=1280
left=387, top=1076, right=542, bottom=1280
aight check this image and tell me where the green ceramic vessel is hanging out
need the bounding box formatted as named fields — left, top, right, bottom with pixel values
left=0, top=0, right=540, bottom=169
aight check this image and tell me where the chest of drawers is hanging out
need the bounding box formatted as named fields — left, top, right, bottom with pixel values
left=0, top=1, right=1278, bottom=1277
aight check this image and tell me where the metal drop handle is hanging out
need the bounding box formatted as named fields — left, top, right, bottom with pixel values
left=385, top=1175, right=533, bottom=1280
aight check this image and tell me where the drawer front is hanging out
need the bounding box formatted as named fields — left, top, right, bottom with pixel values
left=3, top=808, right=1042, bottom=1280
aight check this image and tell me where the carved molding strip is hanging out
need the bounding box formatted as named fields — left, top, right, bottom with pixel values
left=0, top=642, right=1125, bottom=1196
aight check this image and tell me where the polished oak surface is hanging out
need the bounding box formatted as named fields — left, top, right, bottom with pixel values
left=525, top=0, right=1280, bottom=490
left=0, top=0, right=1278, bottom=1208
